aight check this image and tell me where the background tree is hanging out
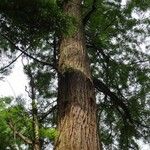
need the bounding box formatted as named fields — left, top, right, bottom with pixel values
left=0, top=76, right=58, bottom=150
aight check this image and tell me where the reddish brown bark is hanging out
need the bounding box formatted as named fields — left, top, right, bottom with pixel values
left=55, top=0, right=100, bottom=149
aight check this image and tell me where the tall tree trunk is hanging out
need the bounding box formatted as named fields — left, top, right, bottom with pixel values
left=55, top=0, right=100, bottom=149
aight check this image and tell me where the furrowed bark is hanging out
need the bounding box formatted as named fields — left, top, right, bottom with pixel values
left=55, top=0, right=100, bottom=149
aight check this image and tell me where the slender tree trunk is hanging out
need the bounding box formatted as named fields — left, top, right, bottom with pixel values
left=32, top=99, right=40, bottom=150
left=55, top=0, right=100, bottom=149
left=29, top=69, right=41, bottom=150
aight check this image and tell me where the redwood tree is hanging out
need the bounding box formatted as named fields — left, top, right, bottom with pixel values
left=56, top=0, right=100, bottom=149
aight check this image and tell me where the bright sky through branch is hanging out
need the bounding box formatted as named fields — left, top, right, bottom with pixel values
left=0, top=57, right=28, bottom=97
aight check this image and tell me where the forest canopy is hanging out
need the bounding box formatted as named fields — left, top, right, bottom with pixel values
left=0, top=0, right=150, bottom=150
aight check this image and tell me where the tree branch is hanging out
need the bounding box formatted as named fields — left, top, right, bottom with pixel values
left=0, top=33, right=56, bottom=69
left=93, top=77, right=133, bottom=124
left=39, top=105, right=57, bottom=122
left=83, top=0, right=97, bottom=26
left=8, top=120, right=32, bottom=145
left=0, top=53, right=23, bottom=73
left=86, top=42, right=111, bottom=64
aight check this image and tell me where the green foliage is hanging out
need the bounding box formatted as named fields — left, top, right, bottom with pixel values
left=0, top=97, right=24, bottom=149
left=86, top=1, right=150, bottom=149
left=0, top=0, right=76, bottom=52
left=40, top=128, right=58, bottom=142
